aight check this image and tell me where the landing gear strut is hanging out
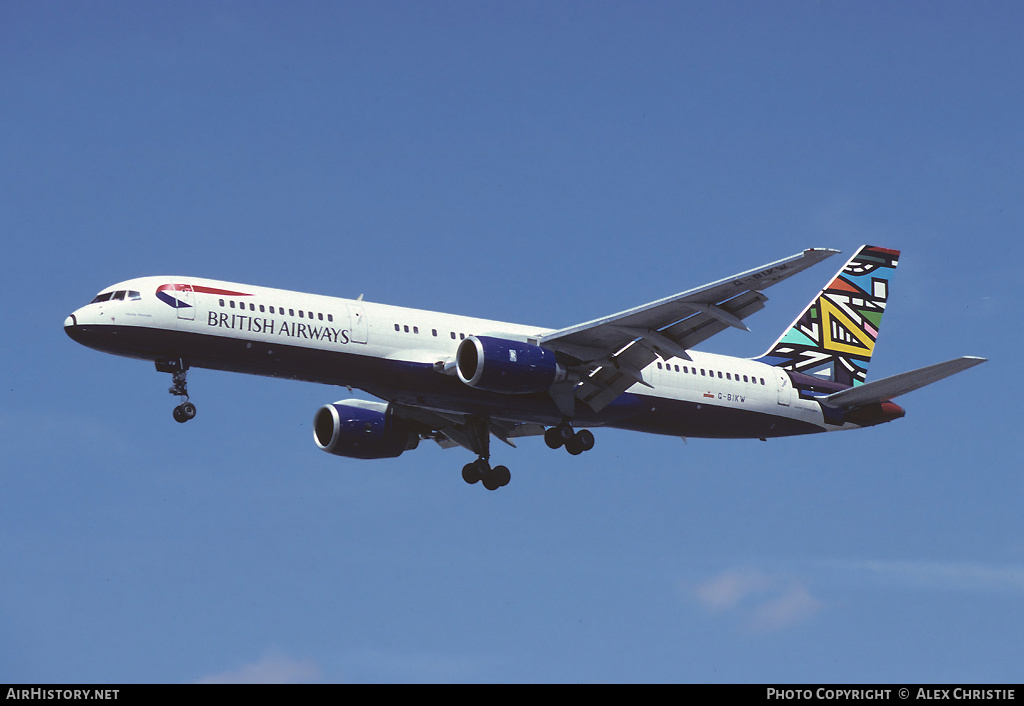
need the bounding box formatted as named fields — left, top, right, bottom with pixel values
left=544, top=422, right=595, bottom=456
left=157, top=359, right=196, bottom=423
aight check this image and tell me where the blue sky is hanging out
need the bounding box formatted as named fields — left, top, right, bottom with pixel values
left=2, top=1, right=1021, bottom=683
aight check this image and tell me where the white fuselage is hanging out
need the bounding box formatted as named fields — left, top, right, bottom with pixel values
left=65, top=276, right=843, bottom=439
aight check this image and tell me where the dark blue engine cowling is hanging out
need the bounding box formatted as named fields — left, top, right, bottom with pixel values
left=456, top=335, right=566, bottom=394
left=313, top=399, right=419, bottom=459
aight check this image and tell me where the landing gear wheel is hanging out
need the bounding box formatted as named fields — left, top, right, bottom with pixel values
left=545, top=424, right=595, bottom=455
left=482, top=465, right=511, bottom=491
left=544, top=427, right=564, bottom=449
left=172, top=400, right=196, bottom=423
left=462, top=461, right=482, bottom=485
left=489, top=465, right=511, bottom=489
left=463, top=459, right=511, bottom=490
left=565, top=435, right=585, bottom=455
left=575, top=429, right=595, bottom=452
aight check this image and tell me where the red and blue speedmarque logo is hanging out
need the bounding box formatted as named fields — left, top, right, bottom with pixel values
left=156, top=284, right=252, bottom=309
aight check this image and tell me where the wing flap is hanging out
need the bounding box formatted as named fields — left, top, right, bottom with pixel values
left=574, top=341, right=659, bottom=411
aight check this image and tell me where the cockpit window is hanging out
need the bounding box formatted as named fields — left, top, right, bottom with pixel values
left=90, top=290, right=140, bottom=304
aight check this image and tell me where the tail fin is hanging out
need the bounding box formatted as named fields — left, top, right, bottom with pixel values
left=757, top=245, right=900, bottom=387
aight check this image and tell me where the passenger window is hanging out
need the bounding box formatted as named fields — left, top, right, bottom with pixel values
left=219, top=299, right=225, bottom=307
left=657, top=362, right=663, bottom=369
left=327, top=314, right=333, bottom=322
left=395, top=324, right=400, bottom=331
left=450, top=332, right=456, bottom=340
left=432, top=329, right=438, bottom=337
left=259, top=305, right=265, bottom=313
left=308, top=311, right=313, bottom=319
left=743, top=375, right=748, bottom=382
left=250, top=303, right=255, bottom=311
left=318, top=313, right=323, bottom=321
left=701, top=369, right=706, bottom=376
left=717, top=372, right=722, bottom=378
left=413, top=326, right=419, bottom=334
left=299, top=310, right=304, bottom=318
left=230, top=301, right=236, bottom=309
left=726, top=373, right=731, bottom=380
left=270, top=306, right=275, bottom=314
left=289, top=309, right=294, bottom=316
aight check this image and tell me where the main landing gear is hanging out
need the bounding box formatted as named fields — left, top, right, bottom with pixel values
left=157, top=359, right=196, bottom=423
left=461, top=420, right=596, bottom=492
left=462, top=458, right=511, bottom=491
left=459, top=417, right=511, bottom=491
left=544, top=422, right=595, bottom=456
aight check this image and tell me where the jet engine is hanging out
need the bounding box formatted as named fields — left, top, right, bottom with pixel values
left=455, top=335, right=567, bottom=394
left=313, top=399, right=420, bottom=459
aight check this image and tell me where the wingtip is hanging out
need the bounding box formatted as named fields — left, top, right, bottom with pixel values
left=804, top=247, right=842, bottom=258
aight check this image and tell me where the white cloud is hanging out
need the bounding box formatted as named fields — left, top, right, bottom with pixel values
left=690, top=568, right=822, bottom=632
left=748, top=582, right=822, bottom=632
left=198, top=652, right=320, bottom=684
left=693, top=568, right=773, bottom=612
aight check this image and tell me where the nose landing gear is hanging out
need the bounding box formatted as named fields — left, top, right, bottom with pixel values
left=157, top=359, right=196, bottom=423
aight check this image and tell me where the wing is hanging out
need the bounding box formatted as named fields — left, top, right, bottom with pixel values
left=539, top=248, right=839, bottom=413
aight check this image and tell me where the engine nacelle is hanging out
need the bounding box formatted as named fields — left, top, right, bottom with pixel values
left=456, top=335, right=566, bottom=394
left=313, top=399, right=419, bottom=460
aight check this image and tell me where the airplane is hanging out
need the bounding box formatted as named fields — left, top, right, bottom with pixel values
left=64, top=245, right=985, bottom=491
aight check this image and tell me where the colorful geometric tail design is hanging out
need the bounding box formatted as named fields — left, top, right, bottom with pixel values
left=756, top=245, right=900, bottom=387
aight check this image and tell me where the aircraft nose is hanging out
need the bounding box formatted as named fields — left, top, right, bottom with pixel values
left=64, top=312, right=85, bottom=343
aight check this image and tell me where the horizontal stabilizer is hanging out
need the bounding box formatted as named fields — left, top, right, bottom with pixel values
left=823, top=356, right=987, bottom=409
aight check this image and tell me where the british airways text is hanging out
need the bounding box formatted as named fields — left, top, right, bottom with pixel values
left=207, top=312, right=351, bottom=344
